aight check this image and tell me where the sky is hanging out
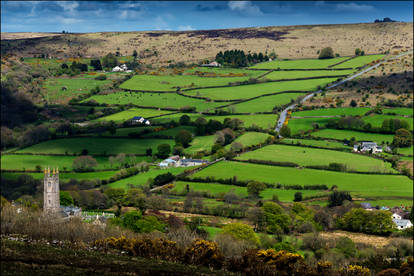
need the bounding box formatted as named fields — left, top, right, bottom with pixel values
left=1, top=1, right=413, bottom=33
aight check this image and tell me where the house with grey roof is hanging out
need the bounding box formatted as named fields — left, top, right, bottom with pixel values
left=392, top=218, right=413, bottom=230
left=353, top=141, right=382, bottom=153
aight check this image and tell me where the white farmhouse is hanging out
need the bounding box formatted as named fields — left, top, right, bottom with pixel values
left=393, top=218, right=413, bottom=230
left=392, top=213, right=402, bottom=220
left=353, top=141, right=382, bottom=153
left=131, top=116, right=150, bottom=125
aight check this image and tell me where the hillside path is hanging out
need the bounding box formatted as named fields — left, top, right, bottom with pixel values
left=275, top=50, right=413, bottom=133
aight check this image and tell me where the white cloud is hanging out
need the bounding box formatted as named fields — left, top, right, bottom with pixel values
left=59, top=17, right=83, bottom=25
left=228, top=1, right=262, bottom=16
left=119, top=2, right=141, bottom=9
left=118, top=9, right=145, bottom=20
left=177, top=25, right=194, bottom=31
left=335, top=2, right=375, bottom=12
left=56, top=1, right=79, bottom=12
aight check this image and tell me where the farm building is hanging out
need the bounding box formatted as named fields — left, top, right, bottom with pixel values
left=353, top=141, right=382, bottom=153
left=159, top=158, right=177, bottom=168
left=112, top=64, right=131, bottom=72
left=392, top=218, right=413, bottom=230
left=201, top=61, right=221, bottom=67
left=360, top=202, right=374, bottom=210
left=176, top=157, right=208, bottom=167
left=131, top=116, right=150, bottom=125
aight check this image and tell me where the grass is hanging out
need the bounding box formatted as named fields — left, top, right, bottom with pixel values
left=287, top=118, right=333, bottom=134
left=92, top=126, right=157, bottom=137
left=202, top=226, right=222, bottom=239
left=184, top=67, right=265, bottom=78
left=311, top=129, right=394, bottom=144
left=184, top=135, right=217, bottom=154
left=173, top=181, right=325, bottom=202
left=1, top=154, right=151, bottom=171
left=1, top=171, right=118, bottom=181
left=235, top=144, right=396, bottom=173
left=397, top=146, right=414, bottom=156
left=225, top=132, right=271, bottom=150
left=382, top=107, right=413, bottom=116
left=42, top=76, right=111, bottom=103
left=332, top=55, right=385, bottom=69
left=184, top=78, right=339, bottom=100
left=281, top=138, right=350, bottom=150
left=250, top=57, right=349, bottom=69
left=83, top=91, right=224, bottom=112
left=262, top=69, right=355, bottom=80
left=142, top=126, right=196, bottom=137
left=93, top=108, right=174, bottom=123
left=107, top=167, right=188, bottom=189
left=119, top=74, right=252, bottom=91
left=191, top=161, right=412, bottom=198
left=292, top=107, right=370, bottom=117
left=362, top=114, right=413, bottom=130
left=16, top=138, right=175, bottom=155
left=221, top=92, right=306, bottom=113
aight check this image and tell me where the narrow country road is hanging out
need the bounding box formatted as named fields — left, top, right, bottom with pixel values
left=275, top=51, right=413, bottom=133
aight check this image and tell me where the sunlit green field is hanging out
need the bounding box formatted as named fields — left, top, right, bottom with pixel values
left=250, top=57, right=349, bottom=69
left=94, top=108, right=174, bottom=122
left=142, top=126, right=196, bottom=137
left=332, top=54, right=385, bottom=68
left=262, top=69, right=355, bottom=80
left=292, top=107, right=370, bottom=117
left=1, top=171, right=119, bottom=181
left=225, top=132, right=271, bottom=150
left=183, top=78, right=338, bottom=100
left=236, top=144, right=396, bottom=173
left=16, top=138, right=174, bottom=155
left=82, top=91, right=224, bottom=112
left=287, top=117, right=333, bottom=134
left=184, top=135, right=216, bottom=154
left=310, top=129, right=394, bottom=144
left=221, top=92, right=306, bottom=113
left=362, top=114, right=413, bottom=130
left=281, top=138, right=350, bottom=150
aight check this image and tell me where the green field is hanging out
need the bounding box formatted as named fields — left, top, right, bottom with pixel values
left=292, top=107, right=370, bottom=117
left=236, top=144, right=395, bottom=173
left=262, top=69, right=355, bottom=80
left=225, top=132, right=271, bottom=150
left=397, top=146, right=414, bottom=156
left=191, top=161, right=412, bottom=198
left=94, top=108, right=174, bottom=123
left=362, top=114, right=413, bottom=130
left=153, top=114, right=278, bottom=129
left=1, top=154, right=151, bottom=171
left=108, top=167, right=188, bottom=189
left=119, top=74, right=252, bottom=91
left=382, top=107, right=413, bottom=116
left=142, top=126, right=196, bottom=137
left=184, top=135, right=216, bottom=154
left=250, top=57, right=349, bottom=69
left=332, top=55, right=385, bottom=69
left=184, top=78, right=338, bottom=100
left=311, top=129, right=394, bottom=144
left=173, top=181, right=324, bottom=202
left=184, top=67, right=265, bottom=78
left=221, top=92, right=306, bottom=113
left=16, top=138, right=174, bottom=155
left=281, top=138, right=350, bottom=150
left=43, top=77, right=112, bottom=103
left=83, top=91, right=224, bottom=112
left=1, top=170, right=118, bottom=181
left=287, top=118, right=333, bottom=134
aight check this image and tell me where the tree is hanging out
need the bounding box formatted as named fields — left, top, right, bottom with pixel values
left=247, top=181, right=266, bottom=198
left=102, top=53, right=118, bottom=69
left=104, top=188, right=125, bottom=216
left=60, top=191, right=74, bottom=206
left=175, top=130, right=193, bottom=148
left=132, top=50, right=138, bottom=59
left=293, top=192, right=303, bottom=202
left=222, top=223, right=260, bottom=246
left=247, top=207, right=266, bottom=231
left=318, top=47, right=335, bottom=59
left=153, top=172, right=175, bottom=186
left=230, top=142, right=243, bottom=153
left=157, top=143, right=171, bottom=159
left=72, top=155, right=98, bottom=172
left=123, top=188, right=146, bottom=212
left=262, top=201, right=291, bottom=234
left=350, top=99, right=357, bottom=107
left=280, top=125, right=291, bottom=138
left=90, top=59, right=102, bottom=71
left=338, top=209, right=395, bottom=235
left=355, top=48, right=362, bottom=56
left=392, top=128, right=412, bottom=147
left=328, top=191, right=352, bottom=207
left=179, top=114, right=191, bottom=125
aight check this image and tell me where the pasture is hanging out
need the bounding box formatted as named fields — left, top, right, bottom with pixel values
left=332, top=54, right=385, bottom=69
left=281, top=138, right=350, bottom=150
left=184, top=135, right=216, bottom=154
left=191, top=161, right=412, bottom=199
left=119, top=74, right=252, bottom=91
left=222, top=92, right=306, bottom=113
left=225, top=132, right=271, bottom=150
left=142, top=126, right=196, bottom=137
left=262, top=69, right=355, bottom=80
left=310, top=129, right=394, bottom=144
left=183, top=78, right=339, bottom=100
left=397, top=146, right=414, bottom=156
left=108, top=167, right=188, bottom=189
left=94, top=108, right=174, bottom=123
left=184, top=67, right=265, bottom=78
left=250, top=57, right=349, bottom=70
left=42, top=76, right=112, bottom=103
left=0, top=154, right=149, bottom=171
left=1, top=170, right=118, bottom=181
left=362, top=114, right=413, bottom=130
left=292, top=107, right=370, bottom=117
left=287, top=117, right=333, bottom=134
left=83, top=91, right=223, bottom=112
left=15, top=138, right=175, bottom=155
left=235, top=144, right=396, bottom=173
left=382, top=107, right=413, bottom=116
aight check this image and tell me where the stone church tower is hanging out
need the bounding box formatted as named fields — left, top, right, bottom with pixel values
left=43, top=167, right=60, bottom=213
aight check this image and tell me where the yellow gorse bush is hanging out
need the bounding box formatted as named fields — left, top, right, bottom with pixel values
left=339, top=265, right=370, bottom=276
left=256, top=249, right=303, bottom=270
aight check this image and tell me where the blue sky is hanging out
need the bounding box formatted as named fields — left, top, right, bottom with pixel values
left=1, top=1, right=412, bottom=33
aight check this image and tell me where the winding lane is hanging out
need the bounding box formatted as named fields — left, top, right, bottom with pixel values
left=275, top=51, right=413, bottom=133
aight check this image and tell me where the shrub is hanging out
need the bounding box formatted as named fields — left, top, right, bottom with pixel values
left=339, top=265, right=370, bottom=276
left=183, top=239, right=224, bottom=269
left=215, top=233, right=251, bottom=258
left=72, top=155, right=98, bottom=172
left=222, top=223, right=259, bottom=246
left=94, top=74, right=107, bottom=80
left=247, top=181, right=266, bottom=198
left=328, top=191, right=352, bottom=207
left=337, top=209, right=395, bottom=235
left=175, top=130, right=193, bottom=148
left=319, top=47, right=335, bottom=59
left=294, top=192, right=303, bottom=202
